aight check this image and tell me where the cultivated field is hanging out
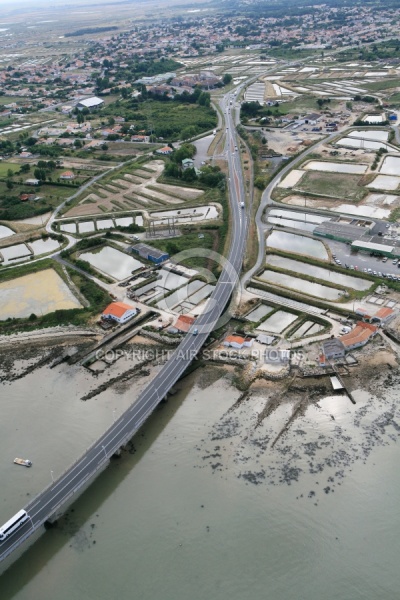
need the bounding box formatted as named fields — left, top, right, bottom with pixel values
left=295, top=171, right=367, bottom=201
left=63, top=160, right=204, bottom=218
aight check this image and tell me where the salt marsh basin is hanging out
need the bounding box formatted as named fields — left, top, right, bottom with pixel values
left=0, top=269, right=82, bottom=320
left=303, top=161, right=367, bottom=174
left=379, top=156, right=400, bottom=175
left=0, top=225, right=14, bottom=240
left=256, top=310, right=298, bottom=333
left=79, top=245, right=143, bottom=280
left=267, top=231, right=328, bottom=260
left=348, top=129, right=388, bottom=142
left=267, top=255, right=372, bottom=291
left=259, top=270, right=343, bottom=301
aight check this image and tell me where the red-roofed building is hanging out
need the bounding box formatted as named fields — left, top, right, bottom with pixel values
left=60, top=170, right=75, bottom=180
left=371, top=307, right=395, bottom=325
left=131, top=135, right=149, bottom=143
left=223, top=335, right=253, bottom=349
left=339, top=321, right=378, bottom=350
left=168, top=314, right=196, bottom=333
left=102, top=302, right=137, bottom=324
left=156, top=146, right=173, bottom=155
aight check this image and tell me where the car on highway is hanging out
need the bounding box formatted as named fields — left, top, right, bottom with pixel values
left=193, top=328, right=198, bottom=336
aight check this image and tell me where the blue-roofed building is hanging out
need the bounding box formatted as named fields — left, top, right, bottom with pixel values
left=130, top=242, right=169, bottom=264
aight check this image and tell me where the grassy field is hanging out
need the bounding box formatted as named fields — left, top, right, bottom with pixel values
left=297, top=171, right=366, bottom=201
left=102, top=99, right=217, bottom=142
left=149, top=232, right=215, bottom=269
left=389, top=92, right=400, bottom=104
left=0, top=162, right=21, bottom=176
left=265, top=47, right=320, bottom=60
left=0, top=181, right=73, bottom=220
left=251, top=95, right=340, bottom=119
left=0, top=96, right=27, bottom=105
left=363, top=78, right=400, bottom=92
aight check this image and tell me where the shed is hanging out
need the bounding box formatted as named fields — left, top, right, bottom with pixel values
left=322, top=338, right=345, bottom=359
left=256, top=334, right=275, bottom=345
left=351, top=240, right=394, bottom=257
left=182, top=158, right=195, bottom=170
left=77, top=96, right=104, bottom=111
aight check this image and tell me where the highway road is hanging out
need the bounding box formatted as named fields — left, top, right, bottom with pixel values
left=0, top=91, right=247, bottom=564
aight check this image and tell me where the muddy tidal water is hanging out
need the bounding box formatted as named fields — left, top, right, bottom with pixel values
left=1, top=358, right=400, bottom=599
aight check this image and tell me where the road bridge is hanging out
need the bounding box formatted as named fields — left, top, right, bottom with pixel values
left=0, top=90, right=248, bottom=567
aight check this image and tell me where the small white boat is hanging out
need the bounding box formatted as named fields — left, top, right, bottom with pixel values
left=14, top=458, right=32, bottom=467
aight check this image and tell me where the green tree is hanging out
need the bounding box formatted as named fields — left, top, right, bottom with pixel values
left=166, top=241, right=179, bottom=255
left=172, top=144, right=196, bottom=163
left=182, top=167, right=197, bottom=182
left=254, top=176, right=267, bottom=190
left=223, top=73, right=232, bottom=85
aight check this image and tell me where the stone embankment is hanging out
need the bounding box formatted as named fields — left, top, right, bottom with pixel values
left=140, top=329, right=181, bottom=345
left=0, top=325, right=98, bottom=347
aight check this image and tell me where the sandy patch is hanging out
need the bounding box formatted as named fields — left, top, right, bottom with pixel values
left=0, top=269, right=82, bottom=320
left=278, top=169, right=305, bottom=188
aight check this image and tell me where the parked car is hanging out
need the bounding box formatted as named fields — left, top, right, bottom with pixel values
left=340, top=326, right=352, bottom=334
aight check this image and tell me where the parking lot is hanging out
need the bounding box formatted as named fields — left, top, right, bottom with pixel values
left=326, top=239, right=400, bottom=281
